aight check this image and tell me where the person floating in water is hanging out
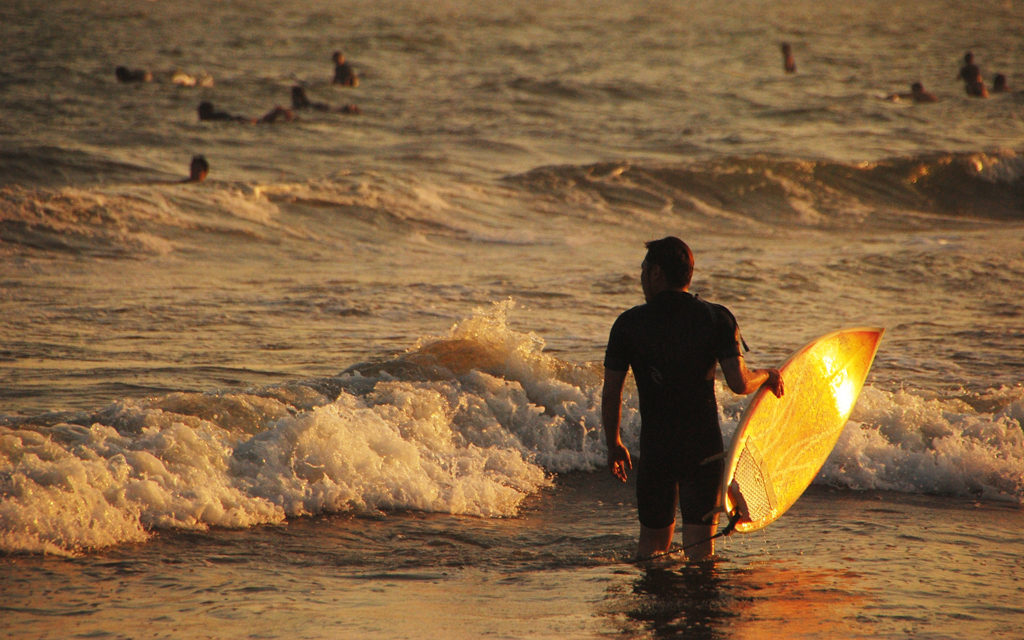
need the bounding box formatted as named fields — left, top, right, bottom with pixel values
left=332, top=51, right=359, bottom=87
left=198, top=101, right=296, bottom=123
left=888, top=81, right=938, bottom=103
left=909, top=81, right=938, bottom=102
left=115, top=66, right=152, bottom=83
left=198, top=101, right=248, bottom=122
left=254, top=106, right=296, bottom=123
left=291, top=86, right=361, bottom=114
left=171, top=69, right=214, bottom=88
left=992, top=73, right=1008, bottom=93
left=781, top=43, right=796, bottom=73
left=185, top=155, right=209, bottom=182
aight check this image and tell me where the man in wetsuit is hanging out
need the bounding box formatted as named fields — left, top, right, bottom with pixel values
left=602, top=237, right=783, bottom=561
left=332, top=51, right=359, bottom=87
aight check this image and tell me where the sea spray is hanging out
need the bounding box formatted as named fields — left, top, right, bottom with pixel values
left=3, top=301, right=1022, bottom=555
left=823, top=385, right=1024, bottom=502
left=0, top=303, right=606, bottom=554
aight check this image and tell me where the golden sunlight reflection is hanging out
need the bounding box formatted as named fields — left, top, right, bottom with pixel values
left=832, top=370, right=857, bottom=418
left=822, top=348, right=857, bottom=418
left=607, top=561, right=871, bottom=639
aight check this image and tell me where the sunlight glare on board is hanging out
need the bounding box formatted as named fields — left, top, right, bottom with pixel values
left=822, top=348, right=857, bottom=418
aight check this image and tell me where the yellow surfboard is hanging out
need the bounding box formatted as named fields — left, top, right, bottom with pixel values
left=720, top=328, right=884, bottom=533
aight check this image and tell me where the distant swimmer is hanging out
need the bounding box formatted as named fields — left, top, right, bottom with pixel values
left=147, top=155, right=208, bottom=185
left=332, top=51, right=359, bottom=87
left=888, top=82, right=938, bottom=103
left=185, top=155, right=209, bottom=182
left=992, top=73, right=1008, bottom=93
left=958, top=51, right=981, bottom=85
left=198, top=101, right=295, bottom=123
left=171, top=70, right=214, bottom=88
left=198, top=101, right=248, bottom=122
left=910, top=82, right=938, bottom=102
left=292, top=86, right=329, bottom=110
left=964, top=71, right=989, bottom=98
left=115, top=66, right=152, bottom=83
left=291, top=86, right=361, bottom=114
left=254, top=106, right=296, bottom=123
left=781, top=42, right=796, bottom=73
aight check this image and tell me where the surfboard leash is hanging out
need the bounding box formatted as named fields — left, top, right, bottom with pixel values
left=680, top=510, right=742, bottom=553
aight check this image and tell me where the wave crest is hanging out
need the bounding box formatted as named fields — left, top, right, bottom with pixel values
left=505, top=150, right=1024, bottom=229
left=3, top=303, right=1021, bottom=555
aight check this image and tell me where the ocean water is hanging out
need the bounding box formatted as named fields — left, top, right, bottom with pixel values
left=2, top=0, right=1023, bottom=638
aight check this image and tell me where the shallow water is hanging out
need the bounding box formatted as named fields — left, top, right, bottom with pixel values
left=4, top=478, right=1024, bottom=639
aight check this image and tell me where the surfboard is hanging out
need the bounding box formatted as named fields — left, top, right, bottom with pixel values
left=720, top=327, right=884, bottom=533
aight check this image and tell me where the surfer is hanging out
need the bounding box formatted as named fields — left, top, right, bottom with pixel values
left=198, top=101, right=248, bottom=122
left=198, top=102, right=296, bottom=123
left=601, top=237, right=784, bottom=562
left=185, top=155, right=209, bottom=182
left=332, top=51, right=359, bottom=87
left=909, top=82, right=938, bottom=103
left=115, top=66, right=152, bottom=83
left=781, top=42, right=796, bottom=73
left=171, top=69, right=214, bottom=88
left=957, top=51, right=989, bottom=96
left=964, top=71, right=989, bottom=98
left=291, top=86, right=361, bottom=114
left=292, top=86, right=330, bottom=110
left=255, top=106, right=296, bottom=123
left=957, top=52, right=980, bottom=85
left=887, top=82, right=938, bottom=103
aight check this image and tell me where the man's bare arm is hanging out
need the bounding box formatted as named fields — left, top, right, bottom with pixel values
left=720, top=354, right=784, bottom=397
left=601, top=367, right=632, bottom=482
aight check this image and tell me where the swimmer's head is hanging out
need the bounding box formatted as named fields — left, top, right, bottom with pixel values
left=333, top=51, right=345, bottom=63
left=189, top=155, right=209, bottom=182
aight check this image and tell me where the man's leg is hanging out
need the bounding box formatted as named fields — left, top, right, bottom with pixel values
left=681, top=522, right=716, bottom=561
left=637, top=522, right=674, bottom=558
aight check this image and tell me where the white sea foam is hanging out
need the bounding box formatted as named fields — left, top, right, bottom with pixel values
left=0, top=304, right=584, bottom=554
left=2, top=303, right=1021, bottom=555
left=823, top=385, right=1024, bottom=502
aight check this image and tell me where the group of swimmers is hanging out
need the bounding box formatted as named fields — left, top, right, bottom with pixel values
left=781, top=44, right=1012, bottom=104
left=957, top=51, right=1010, bottom=98
left=195, top=51, right=361, bottom=125
left=131, top=43, right=1015, bottom=181
left=118, top=51, right=362, bottom=182
left=115, top=66, right=214, bottom=87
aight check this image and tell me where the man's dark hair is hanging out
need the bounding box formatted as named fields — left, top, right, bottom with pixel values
left=644, top=236, right=694, bottom=288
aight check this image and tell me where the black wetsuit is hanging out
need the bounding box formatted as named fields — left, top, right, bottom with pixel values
left=604, top=290, right=741, bottom=527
